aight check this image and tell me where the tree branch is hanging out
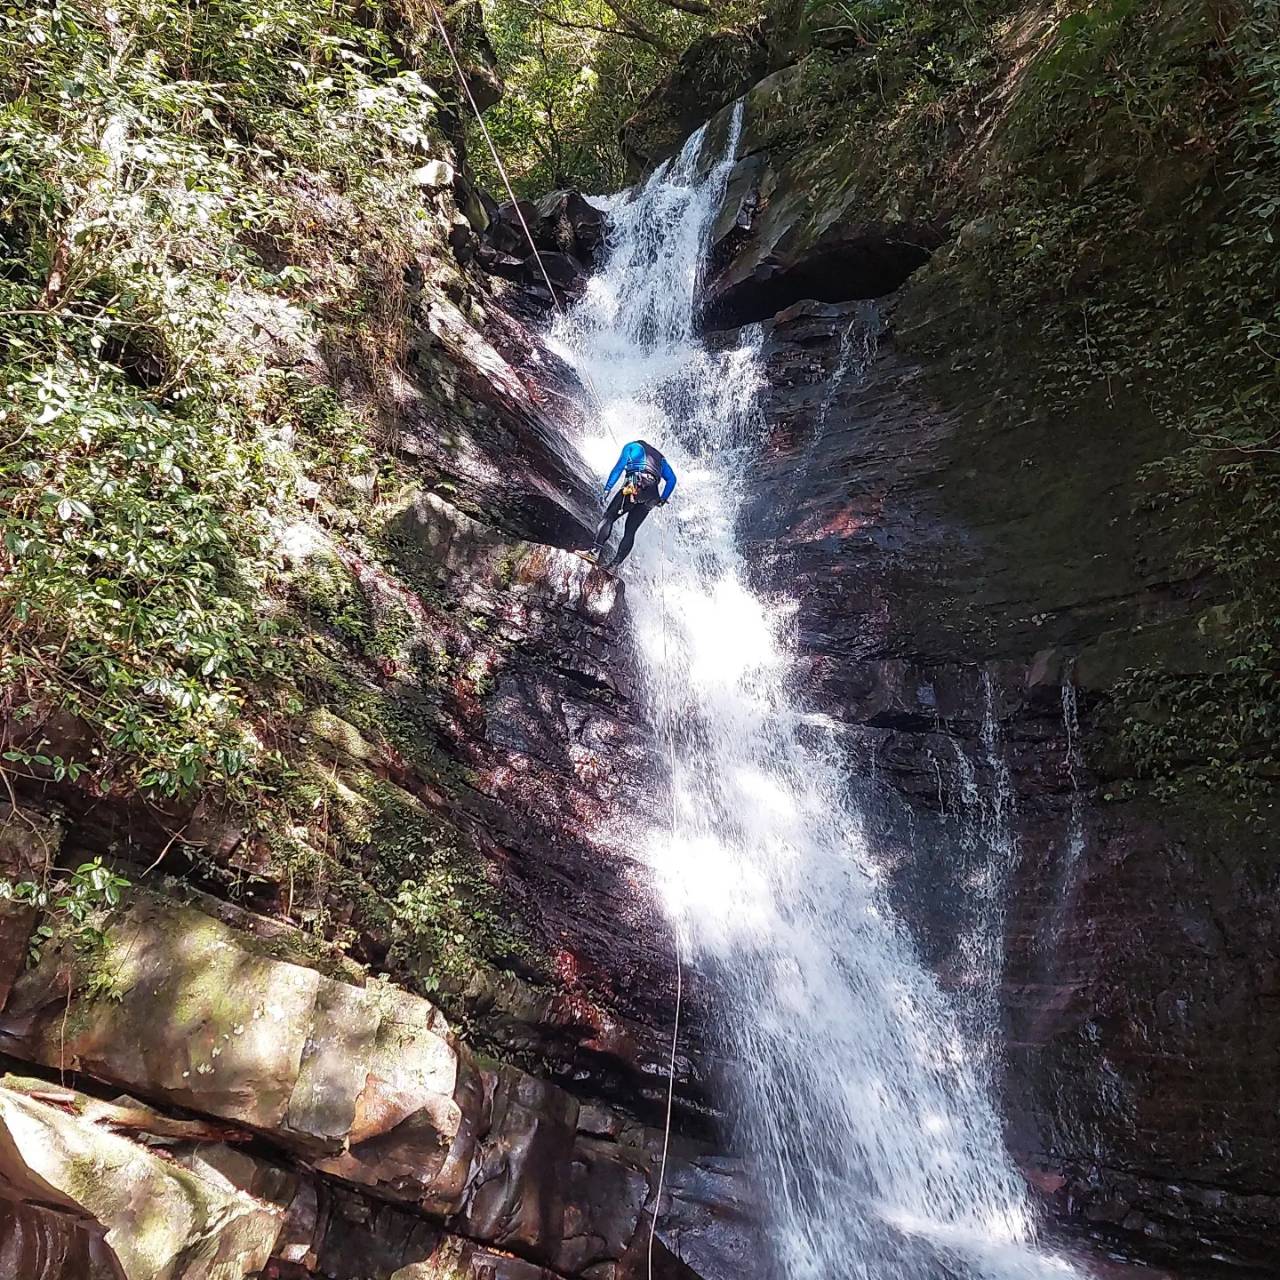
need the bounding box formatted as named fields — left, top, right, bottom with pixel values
left=514, top=0, right=671, bottom=50
left=599, top=0, right=677, bottom=51
left=654, top=0, right=714, bottom=15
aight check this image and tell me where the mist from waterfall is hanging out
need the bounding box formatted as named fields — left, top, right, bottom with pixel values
left=551, top=111, right=1080, bottom=1280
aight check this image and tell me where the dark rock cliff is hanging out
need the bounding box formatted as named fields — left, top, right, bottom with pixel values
left=738, top=292, right=1279, bottom=1273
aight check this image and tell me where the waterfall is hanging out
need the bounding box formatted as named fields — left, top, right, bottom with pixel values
left=553, top=114, right=1079, bottom=1280
left=1059, top=674, right=1087, bottom=897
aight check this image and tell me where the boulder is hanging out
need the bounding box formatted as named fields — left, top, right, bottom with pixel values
left=524, top=249, right=585, bottom=296
left=534, top=191, right=606, bottom=266
left=0, top=1081, right=281, bottom=1279
left=482, top=193, right=604, bottom=298
left=455, top=1067, right=580, bottom=1261
left=491, top=199, right=540, bottom=256
left=0, top=894, right=737, bottom=1276
left=0, top=895, right=465, bottom=1201
left=390, top=1246, right=554, bottom=1280
left=476, top=243, right=528, bottom=279
left=412, top=159, right=455, bottom=190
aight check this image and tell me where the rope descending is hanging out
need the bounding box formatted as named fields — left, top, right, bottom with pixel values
left=647, top=519, right=684, bottom=1280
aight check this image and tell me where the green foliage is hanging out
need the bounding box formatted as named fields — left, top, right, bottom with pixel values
left=391, top=850, right=537, bottom=990
left=0, top=0, right=551, bottom=990
left=1035, top=0, right=1141, bottom=81
left=293, top=554, right=373, bottom=646
left=1, top=343, right=281, bottom=796
left=477, top=1, right=677, bottom=192
left=262, top=757, right=535, bottom=986
left=476, top=0, right=765, bottom=192
left=1, top=858, right=130, bottom=965
left=1117, top=658, right=1280, bottom=813
left=0, top=0, right=449, bottom=799
left=775, top=0, right=1009, bottom=190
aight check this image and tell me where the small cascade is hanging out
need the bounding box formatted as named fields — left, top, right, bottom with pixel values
left=979, top=672, right=1019, bottom=879
left=772, top=303, right=881, bottom=537
left=945, top=673, right=1021, bottom=1064
left=820, top=308, right=881, bottom=428
left=1061, top=672, right=1086, bottom=873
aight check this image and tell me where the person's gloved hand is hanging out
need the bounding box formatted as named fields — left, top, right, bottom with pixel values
left=656, top=498, right=668, bottom=507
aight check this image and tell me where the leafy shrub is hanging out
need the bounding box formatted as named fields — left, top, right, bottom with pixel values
left=2, top=858, right=130, bottom=965
left=0, top=0, right=449, bottom=798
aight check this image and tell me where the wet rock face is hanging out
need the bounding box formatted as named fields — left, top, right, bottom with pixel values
left=476, top=191, right=607, bottom=308
left=689, top=69, right=945, bottom=332
left=396, top=291, right=598, bottom=547
left=732, top=288, right=1280, bottom=1270
left=0, top=252, right=693, bottom=1106
left=371, top=493, right=712, bottom=1119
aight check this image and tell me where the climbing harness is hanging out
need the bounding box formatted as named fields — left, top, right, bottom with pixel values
left=646, top=518, right=684, bottom=1280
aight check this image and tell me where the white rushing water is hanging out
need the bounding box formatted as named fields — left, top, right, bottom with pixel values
left=552, top=113, right=1079, bottom=1280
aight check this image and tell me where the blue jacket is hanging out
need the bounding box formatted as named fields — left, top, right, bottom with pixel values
left=602, top=441, right=677, bottom=502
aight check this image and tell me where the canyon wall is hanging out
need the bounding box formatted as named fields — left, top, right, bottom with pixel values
left=4, top=1, right=1277, bottom=1277
left=675, top=12, right=1279, bottom=1270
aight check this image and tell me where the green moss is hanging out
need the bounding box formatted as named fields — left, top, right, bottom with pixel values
left=249, top=721, right=543, bottom=988
left=78, top=925, right=130, bottom=1004
left=257, top=929, right=367, bottom=983
left=292, top=553, right=372, bottom=647
left=166, top=920, right=250, bottom=1034
left=367, top=596, right=418, bottom=666
left=773, top=0, right=1279, bottom=811
left=370, top=780, right=544, bottom=990
left=949, top=4, right=1280, bottom=808
left=493, top=550, right=520, bottom=589
left=61, top=1152, right=118, bottom=1207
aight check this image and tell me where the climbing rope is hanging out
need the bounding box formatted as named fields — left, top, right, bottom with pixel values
left=427, top=0, right=618, bottom=463
left=426, top=1, right=565, bottom=309
left=647, top=518, right=684, bottom=1280
left=648, top=943, right=683, bottom=1280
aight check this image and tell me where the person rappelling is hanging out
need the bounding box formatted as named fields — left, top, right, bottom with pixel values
left=592, top=439, right=678, bottom=568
